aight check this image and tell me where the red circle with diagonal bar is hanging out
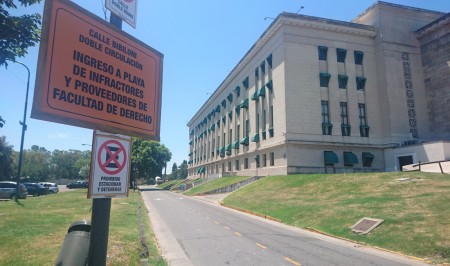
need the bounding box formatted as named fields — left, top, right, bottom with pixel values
left=97, top=139, right=127, bottom=175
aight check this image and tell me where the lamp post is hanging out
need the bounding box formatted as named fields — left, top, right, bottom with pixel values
left=11, top=60, right=31, bottom=202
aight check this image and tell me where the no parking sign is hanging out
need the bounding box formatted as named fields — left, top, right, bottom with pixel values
left=88, top=131, right=132, bottom=198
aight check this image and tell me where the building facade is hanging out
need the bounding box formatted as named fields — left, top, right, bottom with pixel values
left=187, top=2, right=449, bottom=178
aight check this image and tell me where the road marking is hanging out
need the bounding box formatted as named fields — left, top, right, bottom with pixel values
left=234, top=232, right=242, bottom=236
left=224, top=226, right=230, bottom=230
left=256, top=243, right=267, bottom=249
left=284, top=257, right=301, bottom=266
left=214, top=221, right=220, bottom=225
left=206, top=216, right=210, bottom=219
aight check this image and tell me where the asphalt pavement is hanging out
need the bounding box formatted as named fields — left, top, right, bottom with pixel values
left=141, top=187, right=430, bottom=266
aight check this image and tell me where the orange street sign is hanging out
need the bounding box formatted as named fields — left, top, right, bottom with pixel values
left=32, top=0, right=163, bottom=140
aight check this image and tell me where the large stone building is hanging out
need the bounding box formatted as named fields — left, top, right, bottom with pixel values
left=187, top=1, right=450, bottom=178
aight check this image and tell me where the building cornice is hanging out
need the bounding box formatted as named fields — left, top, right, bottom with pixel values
left=416, top=12, right=450, bottom=39
left=188, top=13, right=376, bottom=126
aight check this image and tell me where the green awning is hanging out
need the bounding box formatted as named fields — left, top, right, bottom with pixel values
left=324, top=151, right=338, bottom=165
left=232, top=141, right=240, bottom=149
left=226, top=144, right=232, bottom=151
left=268, top=127, right=274, bottom=137
left=241, top=99, right=249, bottom=109
left=240, top=137, right=249, bottom=146
left=344, top=152, right=358, bottom=165
left=227, top=93, right=233, bottom=103
left=251, top=91, right=258, bottom=101
left=210, top=124, right=215, bottom=131
left=251, top=133, right=260, bottom=142
left=228, top=111, right=233, bottom=119
left=257, top=86, right=265, bottom=97
left=235, top=105, right=241, bottom=115
left=235, top=86, right=241, bottom=96
left=266, top=80, right=273, bottom=92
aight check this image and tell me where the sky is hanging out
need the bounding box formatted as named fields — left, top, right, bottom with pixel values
left=1, top=0, right=448, bottom=173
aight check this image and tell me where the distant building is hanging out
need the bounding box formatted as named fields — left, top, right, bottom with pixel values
left=187, top=1, right=450, bottom=178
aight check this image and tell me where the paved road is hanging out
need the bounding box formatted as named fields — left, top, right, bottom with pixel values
left=141, top=188, right=429, bottom=266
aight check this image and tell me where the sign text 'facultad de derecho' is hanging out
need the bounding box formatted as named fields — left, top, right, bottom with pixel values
left=54, top=29, right=151, bottom=125
left=32, top=0, right=162, bottom=140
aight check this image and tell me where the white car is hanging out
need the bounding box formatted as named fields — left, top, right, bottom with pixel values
left=39, top=182, right=59, bottom=194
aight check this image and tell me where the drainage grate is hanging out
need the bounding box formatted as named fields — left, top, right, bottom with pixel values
left=350, top=217, right=384, bottom=234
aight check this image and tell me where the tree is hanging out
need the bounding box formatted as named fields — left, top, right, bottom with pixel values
left=74, top=150, right=90, bottom=179
left=1, top=0, right=42, bottom=67
left=178, top=160, right=188, bottom=179
left=50, top=149, right=84, bottom=180
left=132, top=138, right=171, bottom=182
left=0, top=116, right=5, bottom=127
left=0, top=136, right=14, bottom=179
left=20, top=145, right=51, bottom=181
left=171, top=162, right=178, bottom=180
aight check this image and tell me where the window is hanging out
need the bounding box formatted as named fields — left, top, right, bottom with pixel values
left=245, top=119, right=250, bottom=137
left=255, top=67, right=259, bottom=79
left=260, top=61, right=266, bottom=75
left=321, top=101, right=332, bottom=135
left=318, top=46, right=328, bottom=60
left=270, top=152, right=275, bottom=166
left=263, top=154, right=267, bottom=167
left=267, top=54, right=272, bottom=69
left=235, top=86, right=241, bottom=97
left=228, top=162, right=232, bottom=171
left=359, top=103, right=370, bottom=137
left=235, top=160, right=240, bottom=170
left=319, top=73, right=331, bottom=87
left=269, top=105, right=274, bottom=137
left=244, top=158, right=249, bottom=169
left=354, top=51, right=364, bottom=65
left=338, top=75, right=348, bottom=89
left=340, top=102, right=350, bottom=136
left=336, top=48, right=347, bottom=63
left=356, top=77, right=366, bottom=90
left=255, top=155, right=260, bottom=168
left=243, top=76, right=249, bottom=89
left=362, top=152, right=374, bottom=167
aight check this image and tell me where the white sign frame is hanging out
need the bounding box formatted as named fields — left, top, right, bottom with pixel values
left=88, top=131, right=132, bottom=198
left=105, top=0, right=137, bottom=28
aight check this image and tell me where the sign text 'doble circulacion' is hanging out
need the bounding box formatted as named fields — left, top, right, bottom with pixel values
left=32, top=0, right=163, bottom=140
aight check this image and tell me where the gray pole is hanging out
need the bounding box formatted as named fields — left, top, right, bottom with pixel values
left=11, top=61, right=30, bottom=202
left=88, top=12, right=123, bottom=266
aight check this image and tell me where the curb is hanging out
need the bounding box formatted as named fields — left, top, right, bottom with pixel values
left=219, top=202, right=283, bottom=223
left=305, top=227, right=432, bottom=265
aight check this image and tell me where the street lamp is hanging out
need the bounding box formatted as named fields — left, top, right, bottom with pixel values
left=10, top=60, right=30, bottom=202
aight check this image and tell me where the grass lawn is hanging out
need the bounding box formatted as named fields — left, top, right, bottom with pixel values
left=222, top=172, right=450, bottom=264
left=184, top=176, right=250, bottom=196
left=0, top=190, right=165, bottom=266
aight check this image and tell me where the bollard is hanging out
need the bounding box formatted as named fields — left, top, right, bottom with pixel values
left=55, top=220, right=91, bottom=266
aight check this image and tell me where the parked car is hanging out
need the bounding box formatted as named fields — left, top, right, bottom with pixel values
left=39, top=182, right=59, bottom=194
left=0, top=181, right=28, bottom=200
left=66, top=181, right=88, bottom=189
left=23, top=183, right=49, bottom=197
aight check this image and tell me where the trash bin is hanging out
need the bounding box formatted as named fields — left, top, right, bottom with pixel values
left=55, top=220, right=91, bottom=266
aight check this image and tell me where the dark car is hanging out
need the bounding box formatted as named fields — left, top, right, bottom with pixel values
left=23, top=183, right=49, bottom=197
left=0, top=181, right=28, bottom=200
left=66, top=181, right=88, bottom=189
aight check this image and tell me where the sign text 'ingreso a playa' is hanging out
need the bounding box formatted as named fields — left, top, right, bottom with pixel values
left=32, top=0, right=163, bottom=140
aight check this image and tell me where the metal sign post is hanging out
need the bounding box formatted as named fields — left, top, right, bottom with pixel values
left=88, top=14, right=125, bottom=266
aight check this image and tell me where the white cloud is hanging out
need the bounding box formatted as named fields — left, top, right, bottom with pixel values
left=48, top=133, right=70, bottom=140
